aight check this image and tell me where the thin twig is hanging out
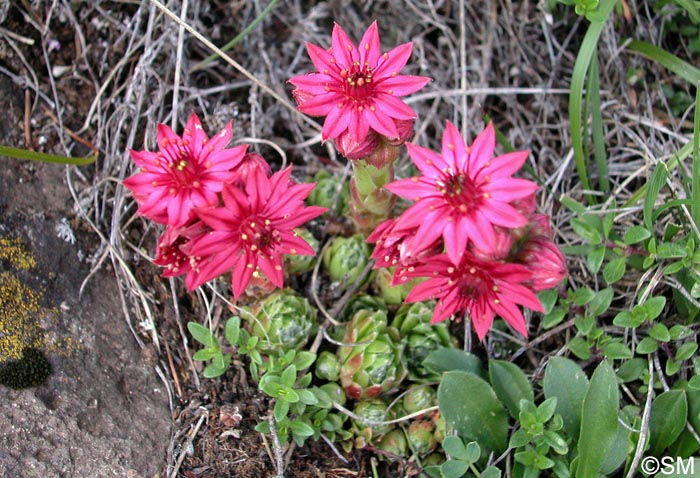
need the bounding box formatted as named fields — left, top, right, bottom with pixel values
left=625, top=357, right=654, bottom=478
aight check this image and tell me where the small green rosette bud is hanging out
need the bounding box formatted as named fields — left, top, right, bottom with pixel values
left=407, top=419, right=438, bottom=456
left=306, top=170, right=350, bottom=215
left=391, top=301, right=456, bottom=381
left=340, top=294, right=388, bottom=322
left=377, top=429, right=408, bottom=457
left=351, top=398, right=393, bottom=448
left=402, top=385, right=437, bottom=416
left=285, top=228, right=320, bottom=274
left=241, top=289, right=317, bottom=353
left=323, top=234, right=371, bottom=284
left=338, top=309, right=406, bottom=400
left=373, top=267, right=419, bottom=305
left=315, top=350, right=341, bottom=382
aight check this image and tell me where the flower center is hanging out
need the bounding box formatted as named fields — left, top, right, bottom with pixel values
left=440, top=173, right=482, bottom=213
left=339, top=62, right=375, bottom=103
left=454, top=265, right=491, bottom=301
left=240, top=218, right=281, bottom=253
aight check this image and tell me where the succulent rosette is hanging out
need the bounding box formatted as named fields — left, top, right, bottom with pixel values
left=338, top=309, right=406, bottom=399
left=401, top=385, right=437, bottom=416
left=377, top=429, right=408, bottom=457
left=406, top=419, right=438, bottom=456
left=391, top=301, right=456, bottom=381
left=351, top=398, right=394, bottom=448
left=315, top=350, right=341, bottom=382
left=306, top=170, right=350, bottom=215
left=240, top=289, right=318, bottom=353
left=323, top=234, right=371, bottom=284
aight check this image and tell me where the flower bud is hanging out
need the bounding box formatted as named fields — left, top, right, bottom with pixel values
left=516, top=236, right=567, bottom=292
left=315, top=350, right=341, bottom=381
left=335, top=129, right=381, bottom=160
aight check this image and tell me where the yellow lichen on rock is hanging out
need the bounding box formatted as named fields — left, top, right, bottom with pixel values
left=0, top=237, right=37, bottom=270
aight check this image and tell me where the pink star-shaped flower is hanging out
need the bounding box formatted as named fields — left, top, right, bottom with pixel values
left=385, top=121, right=539, bottom=264
left=396, top=253, right=543, bottom=340
left=289, top=21, right=430, bottom=144
left=123, top=113, right=247, bottom=227
left=183, top=167, right=326, bottom=298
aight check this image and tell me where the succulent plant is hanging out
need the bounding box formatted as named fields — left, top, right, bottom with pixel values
left=391, top=301, right=456, bottom=381
left=338, top=309, right=406, bottom=400
left=340, top=294, right=388, bottom=322
left=406, top=419, right=438, bottom=456
left=402, top=385, right=437, bottom=416
left=351, top=398, right=393, bottom=448
left=377, top=429, right=408, bottom=457
left=306, top=170, right=350, bottom=215
left=322, top=234, right=371, bottom=285
left=285, top=228, right=320, bottom=275
left=241, top=289, right=317, bottom=353
left=315, top=350, right=341, bottom=381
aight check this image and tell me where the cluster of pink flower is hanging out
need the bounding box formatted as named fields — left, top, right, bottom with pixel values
left=123, top=113, right=326, bottom=299
left=288, top=22, right=566, bottom=340
left=123, top=20, right=566, bottom=340
left=367, top=122, right=566, bottom=340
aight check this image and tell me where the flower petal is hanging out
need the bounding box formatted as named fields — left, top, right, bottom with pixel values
left=377, top=75, right=431, bottom=96
left=358, top=21, right=381, bottom=67
left=374, top=93, right=416, bottom=120
left=374, top=42, right=413, bottom=78
left=467, top=122, right=496, bottom=177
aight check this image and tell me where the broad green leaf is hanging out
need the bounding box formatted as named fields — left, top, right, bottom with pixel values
left=225, top=317, right=240, bottom=345
left=187, top=322, right=216, bottom=347
left=576, top=360, right=619, bottom=478
left=587, top=245, right=606, bottom=274
left=640, top=296, right=667, bottom=321
left=489, top=360, right=534, bottom=419
left=192, top=349, right=217, bottom=361
left=293, top=351, right=316, bottom=370
left=649, top=390, right=688, bottom=456
left=589, top=287, right=614, bottom=317
left=559, top=194, right=587, bottom=214
left=600, top=420, right=630, bottom=475
left=543, top=357, right=590, bottom=438
left=438, top=371, right=508, bottom=453
left=203, top=353, right=230, bottom=378
left=657, top=242, right=688, bottom=259
left=603, top=257, right=626, bottom=284
left=481, top=466, right=502, bottom=478
left=543, top=308, right=567, bottom=329
left=675, top=342, right=698, bottom=362
left=649, top=323, right=671, bottom=342
left=603, top=341, right=633, bottom=360
left=440, top=460, right=469, bottom=478
left=617, top=358, right=647, bottom=383
left=623, top=225, right=652, bottom=244
left=423, top=348, right=483, bottom=377
left=573, top=287, right=596, bottom=306
left=637, top=337, right=659, bottom=354
left=289, top=419, right=315, bottom=437
left=442, top=436, right=468, bottom=460
left=538, top=289, right=559, bottom=314
left=274, top=399, right=290, bottom=422
left=569, top=337, right=593, bottom=360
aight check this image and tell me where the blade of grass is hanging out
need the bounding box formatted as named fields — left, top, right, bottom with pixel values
left=692, top=85, right=700, bottom=232
left=623, top=140, right=692, bottom=210
left=191, top=0, right=280, bottom=72
left=569, top=0, right=617, bottom=204
left=588, top=53, right=609, bottom=192
left=626, top=40, right=700, bottom=85
left=0, top=145, right=96, bottom=165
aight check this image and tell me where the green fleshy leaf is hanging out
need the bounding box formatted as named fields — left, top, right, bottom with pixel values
left=576, top=360, right=620, bottom=478
left=438, top=371, right=508, bottom=453
left=543, top=357, right=590, bottom=439
left=489, top=360, right=534, bottom=419
left=649, top=390, right=688, bottom=456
